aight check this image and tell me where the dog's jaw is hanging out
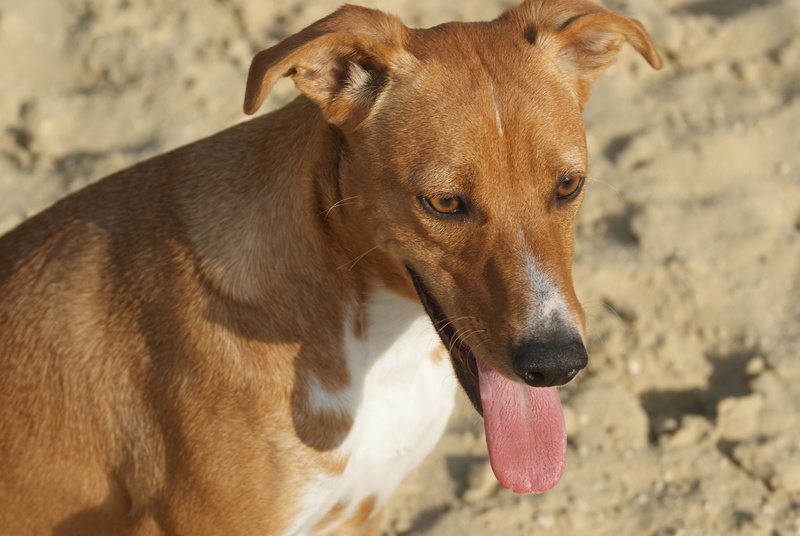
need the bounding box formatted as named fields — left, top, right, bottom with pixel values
left=407, top=266, right=482, bottom=414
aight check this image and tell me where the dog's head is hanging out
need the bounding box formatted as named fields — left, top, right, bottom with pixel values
left=244, top=0, right=661, bottom=493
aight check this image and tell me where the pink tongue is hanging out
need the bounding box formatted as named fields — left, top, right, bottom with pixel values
left=478, top=358, right=567, bottom=494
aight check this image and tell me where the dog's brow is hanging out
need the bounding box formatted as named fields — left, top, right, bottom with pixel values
left=557, top=147, right=587, bottom=174
left=409, top=165, right=473, bottom=192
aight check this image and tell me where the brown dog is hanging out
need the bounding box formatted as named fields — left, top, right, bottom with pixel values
left=0, top=1, right=661, bottom=534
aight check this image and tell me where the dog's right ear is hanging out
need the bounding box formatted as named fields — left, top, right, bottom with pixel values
left=243, top=5, right=409, bottom=130
left=502, top=0, right=662, bottom=106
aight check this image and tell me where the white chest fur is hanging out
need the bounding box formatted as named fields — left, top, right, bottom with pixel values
left=287, top=288, right=458, bottom=535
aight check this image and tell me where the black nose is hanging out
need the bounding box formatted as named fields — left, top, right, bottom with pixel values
left=512, top=339, right=588, bottom=387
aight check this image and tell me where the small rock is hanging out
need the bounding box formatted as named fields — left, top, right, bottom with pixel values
left=563, top=404, right=580, bottom=440
left=535, top=513, right=556, bottom=528
left=570, top=381, right=649, bottom=450
left=766, top=459, right=800, bottom=494
left=716, top=394, right=764, bottom=442
left=655, top=417, right=680, bottom=436
left=733, top=437, right=800, bottom=493
left=616, top=130, right=670, bottom=171
left=661, top=415, right=714, bottom=449
left=462, top=460, right=500, bottom=503
left=776, top=36, right=800, bottom=68
left=732, top=60, right=761, bottom=83
left=745, top=356, right=767, bottom=377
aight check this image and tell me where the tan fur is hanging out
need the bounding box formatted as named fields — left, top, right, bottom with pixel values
left=0, top=1, right=660, bottom=534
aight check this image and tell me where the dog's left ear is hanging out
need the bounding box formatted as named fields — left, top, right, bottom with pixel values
left=243, top=5, right=409, bottom=130
left=505, top=0, right=663, bottom=105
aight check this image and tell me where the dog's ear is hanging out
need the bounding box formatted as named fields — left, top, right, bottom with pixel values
left=505, top=0, right=662, bottom=105
left=243, top=5, right=409, bottom=129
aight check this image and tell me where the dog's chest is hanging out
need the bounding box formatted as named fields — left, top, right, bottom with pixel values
left=287, top=288, right=457, bottom=535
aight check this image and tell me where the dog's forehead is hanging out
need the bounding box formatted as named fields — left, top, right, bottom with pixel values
left=395, top=22, right=584, bottom=130
left=404, top=20, right=559, bottom=76
left=374, top=23, right=588, bottom=188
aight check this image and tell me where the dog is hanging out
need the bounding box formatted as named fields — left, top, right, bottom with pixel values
left=0, top=1, right=661, bottom=534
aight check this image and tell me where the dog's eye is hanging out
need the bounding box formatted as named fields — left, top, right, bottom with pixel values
left=422, top=195, right=463, bottom=215
left=556, top=176, right=585, bottom=200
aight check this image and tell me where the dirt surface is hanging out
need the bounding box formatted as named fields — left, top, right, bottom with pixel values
left=1, top=0, right=799, bottom=534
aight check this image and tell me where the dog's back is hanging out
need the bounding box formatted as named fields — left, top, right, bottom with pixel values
left=0, top=110, right=317, bottom=533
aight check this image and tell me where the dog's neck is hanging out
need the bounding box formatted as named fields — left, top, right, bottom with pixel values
left=179, top=97, right=380, bottom=308
left=170, top=96, right=419, bottom=372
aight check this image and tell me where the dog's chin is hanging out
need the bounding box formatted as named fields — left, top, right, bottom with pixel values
left=406, top=266, right=483, bottom=416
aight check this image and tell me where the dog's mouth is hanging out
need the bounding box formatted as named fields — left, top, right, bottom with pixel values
left=407, top=265, right=569, bottom=495
left=407, top=266, right=483, bottom=415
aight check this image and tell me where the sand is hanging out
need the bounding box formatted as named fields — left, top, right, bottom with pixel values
left=1, top=0, right=799, bottom=534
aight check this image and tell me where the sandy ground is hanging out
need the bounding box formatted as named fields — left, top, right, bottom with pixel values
left=2, top=0, right=800, bottom=534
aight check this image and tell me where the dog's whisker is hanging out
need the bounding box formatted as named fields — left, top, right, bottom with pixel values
left=445, top=325, right=475, bottom=353
left=579, top=298, right=623, bottom=321
left=585, top=176, right=622, bottom=197
left=578, top=300, right=607, bottom=322
left=471, top=337, right=494, bottom=355
left=321, top=196, right=361, bottom=219
left=435, top=315, right=477, bottom=334
left=600, top=301, right=623, bottom=321
left=460, top=328, right=488, bottom=347
left=337, top=246, right=378, bottom=272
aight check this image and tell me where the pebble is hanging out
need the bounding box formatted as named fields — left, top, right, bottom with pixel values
left=535, top=513, right=556, bottom=528
left=616, top=130, right=670, bottom=171
left=392, top=517, right=413, bottom=534
left=733, top=437, right=800, bottom=493
left=656, top=417, right=679, bottom=436
left=563, top=405, right=580, bottom=440
left=745, top=356, right=767, bottom=377
left=768, top=461, right=800, bottom=494
left=661, top=415, right=713, bottom=449
left=716, top=394, right=764, bottom=442
left=570, top=381, right=649, bottom=449
left=627, top=360, right=642, bottom=375
left=462, top=461, right=500, bottom=503
left=776, top=36, right=800, bottom=67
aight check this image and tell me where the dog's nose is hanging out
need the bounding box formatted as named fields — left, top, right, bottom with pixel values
left=512, top=339, right=588, bottom=388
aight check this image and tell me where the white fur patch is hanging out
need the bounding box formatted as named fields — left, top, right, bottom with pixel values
left=523, top=255, right=582, bottom=335
left=486, top=72, right=504, bottom=137
left=285, top=288, right=457, bottom=535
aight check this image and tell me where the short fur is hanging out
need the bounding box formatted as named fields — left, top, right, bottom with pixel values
left=0, top=1, right=661, bottom=534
